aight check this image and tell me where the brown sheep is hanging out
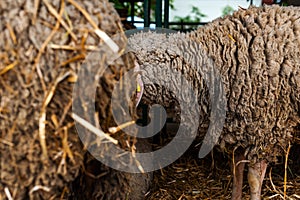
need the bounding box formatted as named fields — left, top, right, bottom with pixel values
left=128, top=5, right=300, bottom=200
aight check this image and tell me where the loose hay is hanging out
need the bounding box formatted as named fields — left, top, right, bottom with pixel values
left=146, top=143, right=300, bottom=200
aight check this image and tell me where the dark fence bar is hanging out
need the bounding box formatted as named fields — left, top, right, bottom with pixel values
left=155, top=0, right=163, bottom=27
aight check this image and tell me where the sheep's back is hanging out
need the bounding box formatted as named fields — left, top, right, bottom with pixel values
left=189, top=5, right=300, bottom=162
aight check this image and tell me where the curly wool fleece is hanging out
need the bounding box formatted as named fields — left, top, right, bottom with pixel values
left=128, top=5, right=300, bottom=164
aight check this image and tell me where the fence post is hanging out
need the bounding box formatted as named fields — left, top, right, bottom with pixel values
left=156, top=0, right=162, bottom=27
left=144, top=0, right=150, bottom=27
left=164, top=0, right=169, bottom=28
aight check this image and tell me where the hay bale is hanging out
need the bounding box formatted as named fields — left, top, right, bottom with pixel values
left=0, top=0, right=150, bottom=199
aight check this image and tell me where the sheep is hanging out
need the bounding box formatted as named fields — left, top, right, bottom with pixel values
left=127, top=5, right=300, bottom=200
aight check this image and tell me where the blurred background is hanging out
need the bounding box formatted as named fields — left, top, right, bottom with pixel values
left=110, top=0, right=300, bottom=31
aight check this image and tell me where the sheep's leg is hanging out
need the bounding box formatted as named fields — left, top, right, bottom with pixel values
left=231, top=152, right=246, bottom=200
left=247, top=160, right=267, bottom=200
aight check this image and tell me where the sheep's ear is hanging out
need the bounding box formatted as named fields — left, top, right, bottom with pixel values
left=134, top=60, right=144, bottom=107
left=134, top=60, right=141, bottom=72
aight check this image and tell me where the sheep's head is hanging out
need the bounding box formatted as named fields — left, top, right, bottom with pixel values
left=127, top=30, right=227, bottom=159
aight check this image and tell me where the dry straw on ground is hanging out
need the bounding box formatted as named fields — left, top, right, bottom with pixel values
left=146, top=142, right=300, bottom=200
